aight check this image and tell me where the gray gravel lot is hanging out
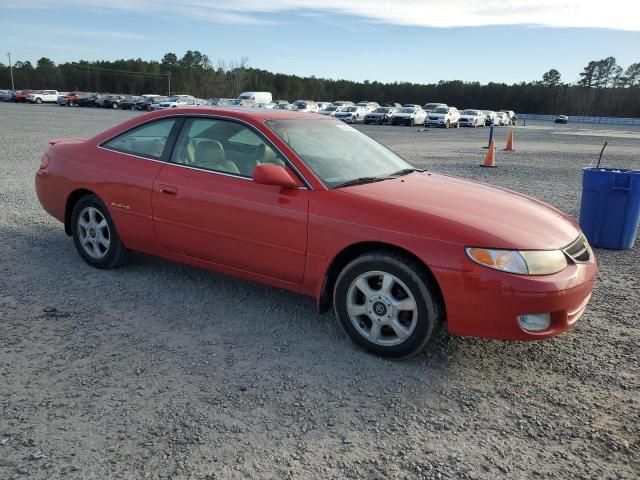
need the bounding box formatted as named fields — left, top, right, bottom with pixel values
left=0, top=102, right=638, bottom=479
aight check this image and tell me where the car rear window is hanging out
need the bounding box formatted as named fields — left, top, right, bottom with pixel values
left=102, top=119, right=176, bottom=159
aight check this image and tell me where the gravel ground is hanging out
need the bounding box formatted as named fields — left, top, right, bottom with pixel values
left=0, top=103, right=638, bottom=480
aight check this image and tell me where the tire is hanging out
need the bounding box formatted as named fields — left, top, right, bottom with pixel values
left=409, top=118, right=414, bottom=127
left=112, top=103, right=118, bottom=109
left=445, top=120, right=450, bottom=129
left=333, top=251, right=443, bottom=358
left=455, top=121, right=460, bottom=128
left=71, top=195, right=127, bottom=269
left=36, top=98, right=43, bottom=104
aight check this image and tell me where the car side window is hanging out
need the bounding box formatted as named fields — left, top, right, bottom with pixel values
left=171, top=118, right=285, bottom=177
left=102, top=119, right=176, bottom=159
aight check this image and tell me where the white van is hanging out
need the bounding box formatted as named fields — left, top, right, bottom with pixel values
left=236, top=91, right=273, bottom=106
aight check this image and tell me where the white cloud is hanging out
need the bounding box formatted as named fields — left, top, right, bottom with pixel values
left=33, top=26, right=150, bottom=40
left=9, top=0, right=640, bottom=31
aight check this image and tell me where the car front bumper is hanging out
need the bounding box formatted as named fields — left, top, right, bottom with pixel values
left=434, top=255, right=597, bottom=340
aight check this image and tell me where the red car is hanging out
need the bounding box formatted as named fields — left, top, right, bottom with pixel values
left=35, top=108, right=596, bottom=357
left=13, top=89, right=34, bottom=103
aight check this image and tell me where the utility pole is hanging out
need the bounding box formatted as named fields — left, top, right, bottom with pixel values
left=7, top=52, right=15, bottom=90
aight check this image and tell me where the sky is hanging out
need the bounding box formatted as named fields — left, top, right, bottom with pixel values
left=1, top=0, right=639, bottom=85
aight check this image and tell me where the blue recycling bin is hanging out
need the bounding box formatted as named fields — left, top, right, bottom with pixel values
left=579, top=168, right=640, bottom=249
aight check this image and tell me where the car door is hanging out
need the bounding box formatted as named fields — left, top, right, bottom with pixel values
left=151, top=116, right=309, bottom=284
left=96, top=117, right=181, bottom=252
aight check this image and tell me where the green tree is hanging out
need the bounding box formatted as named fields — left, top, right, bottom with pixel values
left=541, top=69, right=561, bottom=87
left=578, top=61, right=598, bottom=87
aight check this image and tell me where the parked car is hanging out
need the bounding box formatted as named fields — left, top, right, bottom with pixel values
left=402, top=104, right=421, bottom=109
left=481, top=110, right=497, bottom=126
left=2, top=90, right=17, bottom=102
left=98, top=95, right=130, bottom=109
left=356, top=101, right=380, bottom=113
left=422, top=103, right=447, bottom=114
left=364, top=107, right=397, bottom=125
left=34, top=107, right=597, bottom=358
left=236, top=91, right=273, bottom=106
left=136, top=96, right=168, bottom=111
left=58, top=92, right=88, bottom=107
left=291, top=100, right=319, bottom=113
left=116, top=98, right=138, bottom=110
left=318, top=105, right=344, bottom=117
left=426, top=107, right=460, bottom=128
left=78, top=93, right=100, bottom=107
left=555, top=115, right=569, bottom=124
left=274, top=100, right=290, bottom=109
left=316, top=102, right=332, bottom=111
left=383, top=102, right=402, bottom=109
left=158, top=95, right=198, bottom=109
left=332, top=101, right=354, bottom=107
left=459, top=109, right=486, bottom=128
left=14, top=90, right=35, bottom=103
left=390, top=106, right=427, bottom=126
left=494, top=112, right=510, bottom=126
left=27, top=90, right=60, bottom=104
left=500, top=110, right=516, bottom=125
left=335, top=105, right=367, bottom=123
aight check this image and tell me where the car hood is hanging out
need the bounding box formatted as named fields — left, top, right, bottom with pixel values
left=340, top=172, right=579, bottom=250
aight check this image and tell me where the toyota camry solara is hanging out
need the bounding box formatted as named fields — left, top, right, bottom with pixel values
left=35, top=108, right=597, bottom=358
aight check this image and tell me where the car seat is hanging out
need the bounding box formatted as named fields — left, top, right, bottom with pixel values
left=193, top=140, right=240, bottom=174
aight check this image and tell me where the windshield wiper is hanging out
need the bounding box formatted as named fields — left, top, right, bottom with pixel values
left=333, top=176, right=389, bottom=188
left=386, top=168, right=420, bottom=178
left=333, top=168, right=422, bottom=189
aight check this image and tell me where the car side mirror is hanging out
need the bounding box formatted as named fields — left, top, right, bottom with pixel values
left=252, top=164, right=302, bottom=189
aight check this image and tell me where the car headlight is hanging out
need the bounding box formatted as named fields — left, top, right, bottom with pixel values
left=465, top=248, right=568, bottom=275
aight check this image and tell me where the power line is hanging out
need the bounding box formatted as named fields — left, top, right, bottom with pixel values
left=63, top=63, right=169, bottom=77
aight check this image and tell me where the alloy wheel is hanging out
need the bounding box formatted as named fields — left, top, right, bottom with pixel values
left=77, top=207, right=111, bottom=259
left=346, top=270, right=418, bottom=346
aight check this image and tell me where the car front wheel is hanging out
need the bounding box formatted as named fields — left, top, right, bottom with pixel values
left=71, top=195, right=127, bottom=269
left=334, top=251, right=442, bottom=358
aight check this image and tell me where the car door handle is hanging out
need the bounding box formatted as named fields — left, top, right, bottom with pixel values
left=159, top=184, right=177, bottom=196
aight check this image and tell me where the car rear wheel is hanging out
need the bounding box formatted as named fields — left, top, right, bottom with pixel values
left=334, top=251, right=442, bottom=358
left=71, top=195, right=127, bottom=269
left=409, top=118, right=414, bottom=127
left=36, top=98, right=42, bottom=104
left=445, top=120, right=450, bottom=129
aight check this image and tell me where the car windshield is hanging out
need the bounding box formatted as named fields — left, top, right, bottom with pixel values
left=399, top=107, right=415, bottom=113
left=462, top=110, right=478, bottom=115
left=266, top=119, right=414, bottom=188
left=324, top=106, right=338, bottom=111
left=373, top=108, right=390, bottom=113
left=424, top=104, right=442, bottom=110
left=343, top=107, right=357, bottom=112
left=432, top=107, right=448, bottom=113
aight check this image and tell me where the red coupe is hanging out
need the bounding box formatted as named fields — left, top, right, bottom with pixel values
left=35, top=108, right=596, bottom=357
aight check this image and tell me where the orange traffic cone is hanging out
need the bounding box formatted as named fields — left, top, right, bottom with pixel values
left=481, top=140, right=497, bottom=167
left=504, top=131, right=514, bottom=151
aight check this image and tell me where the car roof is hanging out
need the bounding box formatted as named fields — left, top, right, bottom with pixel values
left=148, top=106, right=324, bottom=121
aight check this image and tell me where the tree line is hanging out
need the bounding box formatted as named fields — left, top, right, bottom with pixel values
left=1, top=51, right=639, bottom=117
